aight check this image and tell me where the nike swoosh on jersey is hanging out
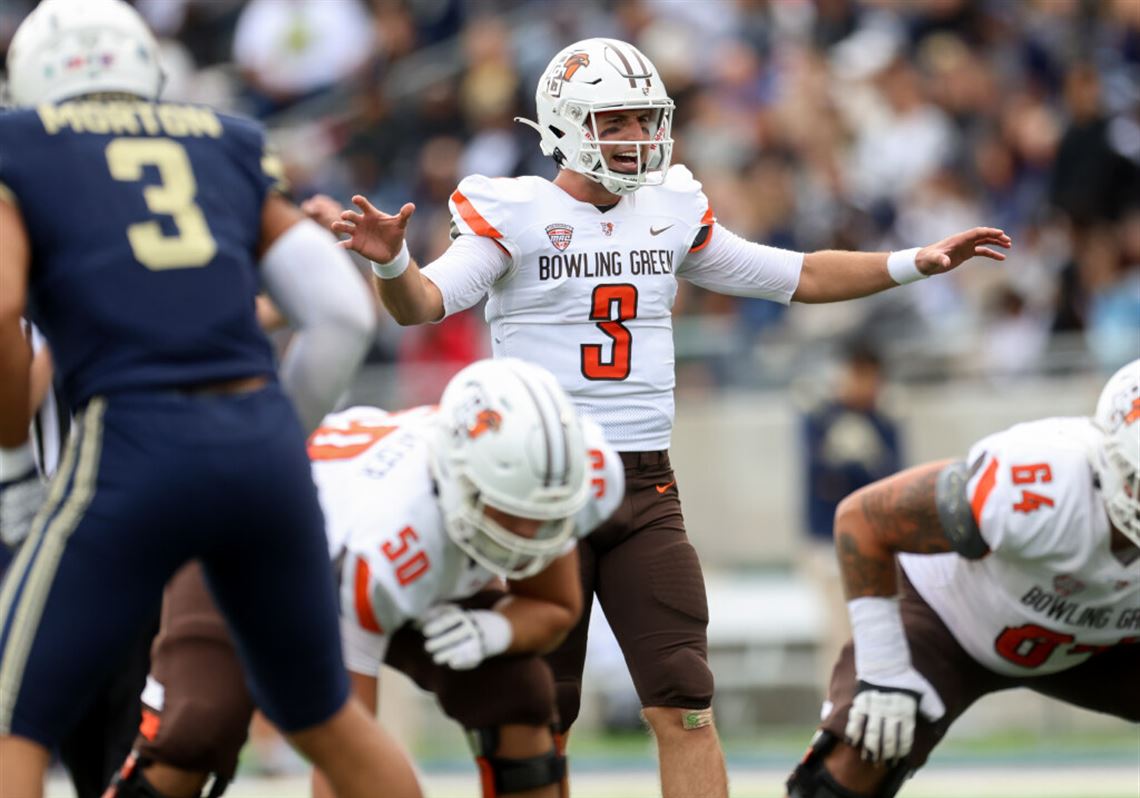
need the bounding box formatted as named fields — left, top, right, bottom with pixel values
left=649, top=225, right=674, bottom=236
left=655, top=481, right=675, bottom=494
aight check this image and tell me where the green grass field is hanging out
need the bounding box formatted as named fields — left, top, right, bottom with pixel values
left=47, top=728, right=1138, bottom=798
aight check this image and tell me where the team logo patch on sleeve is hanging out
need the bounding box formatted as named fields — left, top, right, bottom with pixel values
left=545, top=223, right=574, bottom=251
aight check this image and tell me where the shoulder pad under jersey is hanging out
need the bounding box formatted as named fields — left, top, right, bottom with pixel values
left=448, top=174, right=543, bottom=257
left=965, top=417, right=1099, bottom=559
left=653, top=164, right=716, bottom=249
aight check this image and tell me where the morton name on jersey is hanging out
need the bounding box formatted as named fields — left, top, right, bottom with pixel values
left=900, top=417, right=1140, bottom=677
left=422, top=165, right=804, bottom=451
left=307, top=405, right=624, bottom=675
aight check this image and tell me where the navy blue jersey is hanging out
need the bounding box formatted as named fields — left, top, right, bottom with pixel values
left=0, top=101, right=286, bottom=408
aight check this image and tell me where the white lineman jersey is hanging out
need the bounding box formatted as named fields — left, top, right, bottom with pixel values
left=307, top=405, right=624, bottom=675
left=430, top=165, right=802, bottom=451
left=900, top=417, right=1140, bottom=677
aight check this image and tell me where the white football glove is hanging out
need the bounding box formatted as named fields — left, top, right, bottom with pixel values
left=1, top=445, right=46, bottom=547
left=845, top=596, right=946, bottom=764
left=420, top=603, right=512, bottom=671
left=845, top=669, right=945, bottom=764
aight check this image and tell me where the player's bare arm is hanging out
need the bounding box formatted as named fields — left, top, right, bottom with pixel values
left=327, top=194, right=445, bottom=325
left=793, top=228, right=1012, bottom=304
left=500, top=549, right=584, bottom=654
left=835, top=459, right=958, bottom=599
left=0, top=197, right=33, bottom=447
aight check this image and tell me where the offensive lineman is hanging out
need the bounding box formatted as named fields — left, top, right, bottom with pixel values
left=784, top=359, right=1140, bottom=798
left=0, top=2, right=419, bottom=796
left=308, top=37, right=1013, bottom=797
left=109, top=358, right=623, bottom=798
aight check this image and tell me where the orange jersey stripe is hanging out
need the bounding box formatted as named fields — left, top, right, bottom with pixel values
left=700, top=205, right=715, bottom=226
left=451, top=190, right=503, bottom=239
left=970, top=457, right=1000, bottom=524
left=354, top=557, right=383, bottom=633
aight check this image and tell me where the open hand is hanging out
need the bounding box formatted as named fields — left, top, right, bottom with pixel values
left=330, top=195, right=416, bottom=264
left=917, top=227, right=1011, bottom=276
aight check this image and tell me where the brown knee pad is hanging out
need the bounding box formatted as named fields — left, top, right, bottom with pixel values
left=436, top=655, right=558, bottom=729
left=136, top=564, right=255, bottom=781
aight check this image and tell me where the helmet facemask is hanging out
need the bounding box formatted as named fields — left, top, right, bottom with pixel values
left=559, top=100, right=675, bottom=195
left=438, top=471, right=578, bottom=580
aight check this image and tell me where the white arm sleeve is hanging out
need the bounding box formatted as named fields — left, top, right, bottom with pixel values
left=677, top=223, right=804, bottom=303
left=420, top=234, right=512, bottom=320
left=260, top=219, right=377, bottom=434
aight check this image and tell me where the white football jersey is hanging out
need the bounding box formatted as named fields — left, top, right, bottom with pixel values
left=900, top=417, right=1140, bottom=677
left=307, top=405, right=624, bottom=675
left=426, top=165, right=802, bottom=451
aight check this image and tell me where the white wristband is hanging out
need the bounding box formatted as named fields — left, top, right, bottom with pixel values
left=886, top=247, right=925, bottom=285
left=1, top=443, right=34, bottom=481
left=370, top=241, right=410, bottom=280
left=847, top=596, right=912, bottom=680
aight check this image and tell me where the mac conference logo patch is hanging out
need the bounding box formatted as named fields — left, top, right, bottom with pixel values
left=545, top=223, right=574, bottom=251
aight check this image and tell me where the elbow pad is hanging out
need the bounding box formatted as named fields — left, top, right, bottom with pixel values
left=935, top=460, right=989, bottom=559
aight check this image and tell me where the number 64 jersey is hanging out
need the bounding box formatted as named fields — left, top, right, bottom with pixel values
left=899, top=417, right=1139, bottom=677
left=307, top=405, right=624, bottom=675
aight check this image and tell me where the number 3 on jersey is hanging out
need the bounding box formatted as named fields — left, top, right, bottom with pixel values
left=105, top=137, right=218, bottom=271
left=581, top=283, right=638, bottom=381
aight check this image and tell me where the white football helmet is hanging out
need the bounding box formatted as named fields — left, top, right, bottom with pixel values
left=430, top=358, right=591, bottom=580
left=6, top=0, right=164, bottom=107
left=1091, top=359, right=1140, bottom=546
left=516, top=38, right=674, bottom=196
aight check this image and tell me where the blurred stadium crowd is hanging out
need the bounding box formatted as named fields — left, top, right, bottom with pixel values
left=3, top=0, right=1137, bottom=386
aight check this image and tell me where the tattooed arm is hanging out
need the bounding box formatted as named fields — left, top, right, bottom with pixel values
left=835, top=459, right=957, bottom=600
left=833, top=459, right=954, bottom=764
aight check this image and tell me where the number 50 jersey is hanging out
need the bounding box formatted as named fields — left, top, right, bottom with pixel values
left=900, top=417, right=1140, bottom=677
left=308, top=405, right=624, bottom=673
left=0, top=101, right=283, bottom=408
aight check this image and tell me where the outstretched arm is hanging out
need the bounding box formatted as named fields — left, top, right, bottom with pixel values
left=793, top=227, right=1011, bottom=304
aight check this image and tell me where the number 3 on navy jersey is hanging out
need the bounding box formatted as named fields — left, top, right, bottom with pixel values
left=105, top=137, right=218, bottom=270
left=582, top=283, right=637, bottom=381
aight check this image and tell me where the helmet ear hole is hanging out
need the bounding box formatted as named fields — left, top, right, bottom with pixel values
left=548, top=126, right=566, bottom=139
